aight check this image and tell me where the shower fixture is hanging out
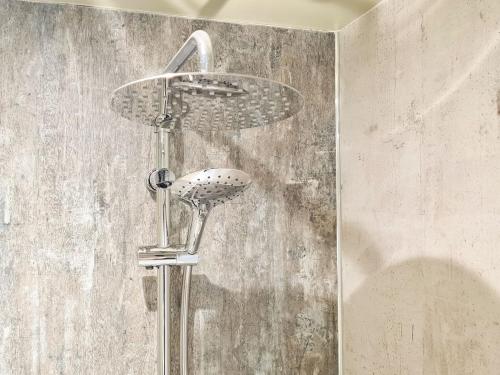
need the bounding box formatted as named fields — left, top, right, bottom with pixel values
left=110, top=30, right=303, bottom=375
left=137, top=167, right=251, bottom=265
left=111, top=72, right=303, bottom=132
left=170, top=168, right=251, bottom=254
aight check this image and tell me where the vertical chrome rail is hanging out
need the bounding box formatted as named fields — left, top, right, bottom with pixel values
left=158, top=265, right=171, bottom=375
left=156, top=127, right=171, bottom=375
left=180, top=265, right=192, bottom=375
left=155, top=30, right=214, bottom=375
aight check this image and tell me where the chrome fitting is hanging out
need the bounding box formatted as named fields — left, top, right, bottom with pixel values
left=138, top=245, right=199, bottom=267
left=147, top=168, right=175, bottom=192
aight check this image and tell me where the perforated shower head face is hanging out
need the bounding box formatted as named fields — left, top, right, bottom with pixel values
left=110, top=72, right=303, bottom=131
left=170, top=168, right=251, bottom=208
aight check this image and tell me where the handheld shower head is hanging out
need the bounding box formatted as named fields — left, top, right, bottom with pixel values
left=171, top=168, right=251, bottom=207
left=171, top=168, right=251, bottom=254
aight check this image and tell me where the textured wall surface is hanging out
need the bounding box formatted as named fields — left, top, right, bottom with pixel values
left=0, top=1, right=336, bottom=374
left=339, top=0, right=500, bottom=374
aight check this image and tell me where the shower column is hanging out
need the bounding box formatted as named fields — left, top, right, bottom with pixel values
left=156, top=31, right=214, bottom=375
left=156, top=124, right=172, bottom=375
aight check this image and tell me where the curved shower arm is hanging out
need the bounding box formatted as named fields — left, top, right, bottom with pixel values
left=163, top=30, right=214, bottom=74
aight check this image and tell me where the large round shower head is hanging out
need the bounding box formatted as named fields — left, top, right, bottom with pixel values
left=171, top=168, right=251, bottom=207
left=110, top=72, right=303, bottom=131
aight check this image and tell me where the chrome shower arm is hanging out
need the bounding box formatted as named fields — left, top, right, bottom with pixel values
left=163, top=30, right=214, bottom=73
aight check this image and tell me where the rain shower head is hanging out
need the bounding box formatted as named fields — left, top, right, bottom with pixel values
left=110, top=72, right=303, bottom=131
left=170, top=168, right=251, bottom=254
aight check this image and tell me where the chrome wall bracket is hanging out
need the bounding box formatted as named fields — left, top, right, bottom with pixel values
left=147, top=168, right=176, bottom=193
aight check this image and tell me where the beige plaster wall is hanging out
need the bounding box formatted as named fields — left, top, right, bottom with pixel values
left=339, top=0, right=500, bottom=373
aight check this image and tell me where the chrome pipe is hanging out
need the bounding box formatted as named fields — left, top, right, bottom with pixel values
left=163, top=30, right=214, bottom=73
left=156, top=30, right=213, bottom=375
left=162, top=32, right=213, bottom=375
left=158, top=266, right=171, bottom=375
left=156, top=127, right=171, bottom=375
left=156, top=128, right=171, bottom=248
left=180, top=265, right=192, bottom=375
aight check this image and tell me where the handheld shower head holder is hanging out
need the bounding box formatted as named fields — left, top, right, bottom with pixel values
left=147, top=168, right=176, bottom=192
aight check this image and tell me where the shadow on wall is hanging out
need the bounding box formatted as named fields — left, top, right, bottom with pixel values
left=343, top=226, right=500, bottom=374
left=142, top=271, right=335, bottom=374
left=182, top=129, right=336, bottom=242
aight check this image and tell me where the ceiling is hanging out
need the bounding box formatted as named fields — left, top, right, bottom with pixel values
left=29, top=0, right=383, bottom=31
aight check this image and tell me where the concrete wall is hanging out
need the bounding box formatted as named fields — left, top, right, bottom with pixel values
left=0, top=1, right=337, bottom=374
left=339, top=0, right=500, bottom=373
